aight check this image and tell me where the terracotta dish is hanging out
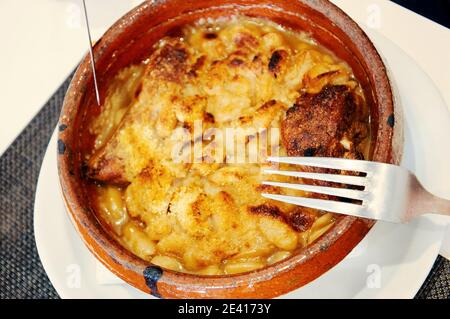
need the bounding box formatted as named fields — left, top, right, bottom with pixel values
left=58, top=0, right=403, bottom=298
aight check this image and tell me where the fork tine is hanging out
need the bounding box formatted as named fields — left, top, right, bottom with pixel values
left=263, top=169, right=367, bottom=187
left=262, top=181, right=367, bottom=201
left=261, top=193, right=366, bottom=217
left=267, top=156, right=377, bottom=173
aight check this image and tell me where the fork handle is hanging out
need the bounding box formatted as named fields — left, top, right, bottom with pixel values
left=426, top=194, right=450, bottom=217
left=410, top=177, right=450, bottom=219
left=415, top=189, right=450, bottom=218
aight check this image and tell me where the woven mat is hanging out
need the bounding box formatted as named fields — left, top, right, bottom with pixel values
left=0, top=74, right=448, bottom=299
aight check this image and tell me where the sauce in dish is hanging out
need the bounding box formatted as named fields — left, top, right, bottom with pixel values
left=84, top=16, right=370, bottom=275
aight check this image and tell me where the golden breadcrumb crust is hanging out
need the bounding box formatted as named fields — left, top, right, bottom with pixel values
left=88, top=16, right=368, bottom=274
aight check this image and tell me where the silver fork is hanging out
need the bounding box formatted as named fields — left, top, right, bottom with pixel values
left=262, top=157, right=450, bottom=223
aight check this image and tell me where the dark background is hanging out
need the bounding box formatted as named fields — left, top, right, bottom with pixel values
left=391, top=0, right=450, bottom=28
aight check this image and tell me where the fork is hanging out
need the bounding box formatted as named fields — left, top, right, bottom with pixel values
left=261, top=157, right=450, bottom=223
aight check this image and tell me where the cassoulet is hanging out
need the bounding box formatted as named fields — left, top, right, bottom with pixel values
left=85, top=16, right=370, bottom=275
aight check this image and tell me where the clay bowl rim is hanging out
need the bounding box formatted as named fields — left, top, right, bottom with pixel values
left=57, top=0, right=401, bottom=297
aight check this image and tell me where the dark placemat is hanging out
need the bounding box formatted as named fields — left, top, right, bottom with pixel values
left=0, top=74, right=449, bottom=299
left=0, top=75, right=72, bottom=299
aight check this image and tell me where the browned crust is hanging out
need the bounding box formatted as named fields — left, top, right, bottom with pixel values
left=148, top=40, right=190, bottom=83
left=248, top=204, right=317, bottom=234
left=289, top=208, right=315, bottom=232
left=281, top=85, right=361, bottom=158
left=248, top=204, right=285, bottom=220
left=268, top=50, right=288, bottom=76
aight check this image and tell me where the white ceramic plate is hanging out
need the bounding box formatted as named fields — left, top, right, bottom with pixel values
left=34, top=29, right=450, bottom=299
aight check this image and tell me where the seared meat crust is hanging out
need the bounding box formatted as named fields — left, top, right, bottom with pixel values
left=281, top=85, right=369, bottom=188
left=282, top=85, right=358, bottom=158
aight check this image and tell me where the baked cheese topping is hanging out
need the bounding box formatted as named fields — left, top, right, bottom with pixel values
left=87, top=16, right=369, bottom=275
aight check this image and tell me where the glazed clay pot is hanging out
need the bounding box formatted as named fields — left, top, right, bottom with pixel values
left=58, top=0, right=403, bottom=298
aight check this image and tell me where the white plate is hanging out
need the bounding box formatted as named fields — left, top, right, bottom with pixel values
left=34, top=29, right=450, bottom=299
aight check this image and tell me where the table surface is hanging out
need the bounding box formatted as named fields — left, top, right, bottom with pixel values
left=0, top=0, right=449, bottom=299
